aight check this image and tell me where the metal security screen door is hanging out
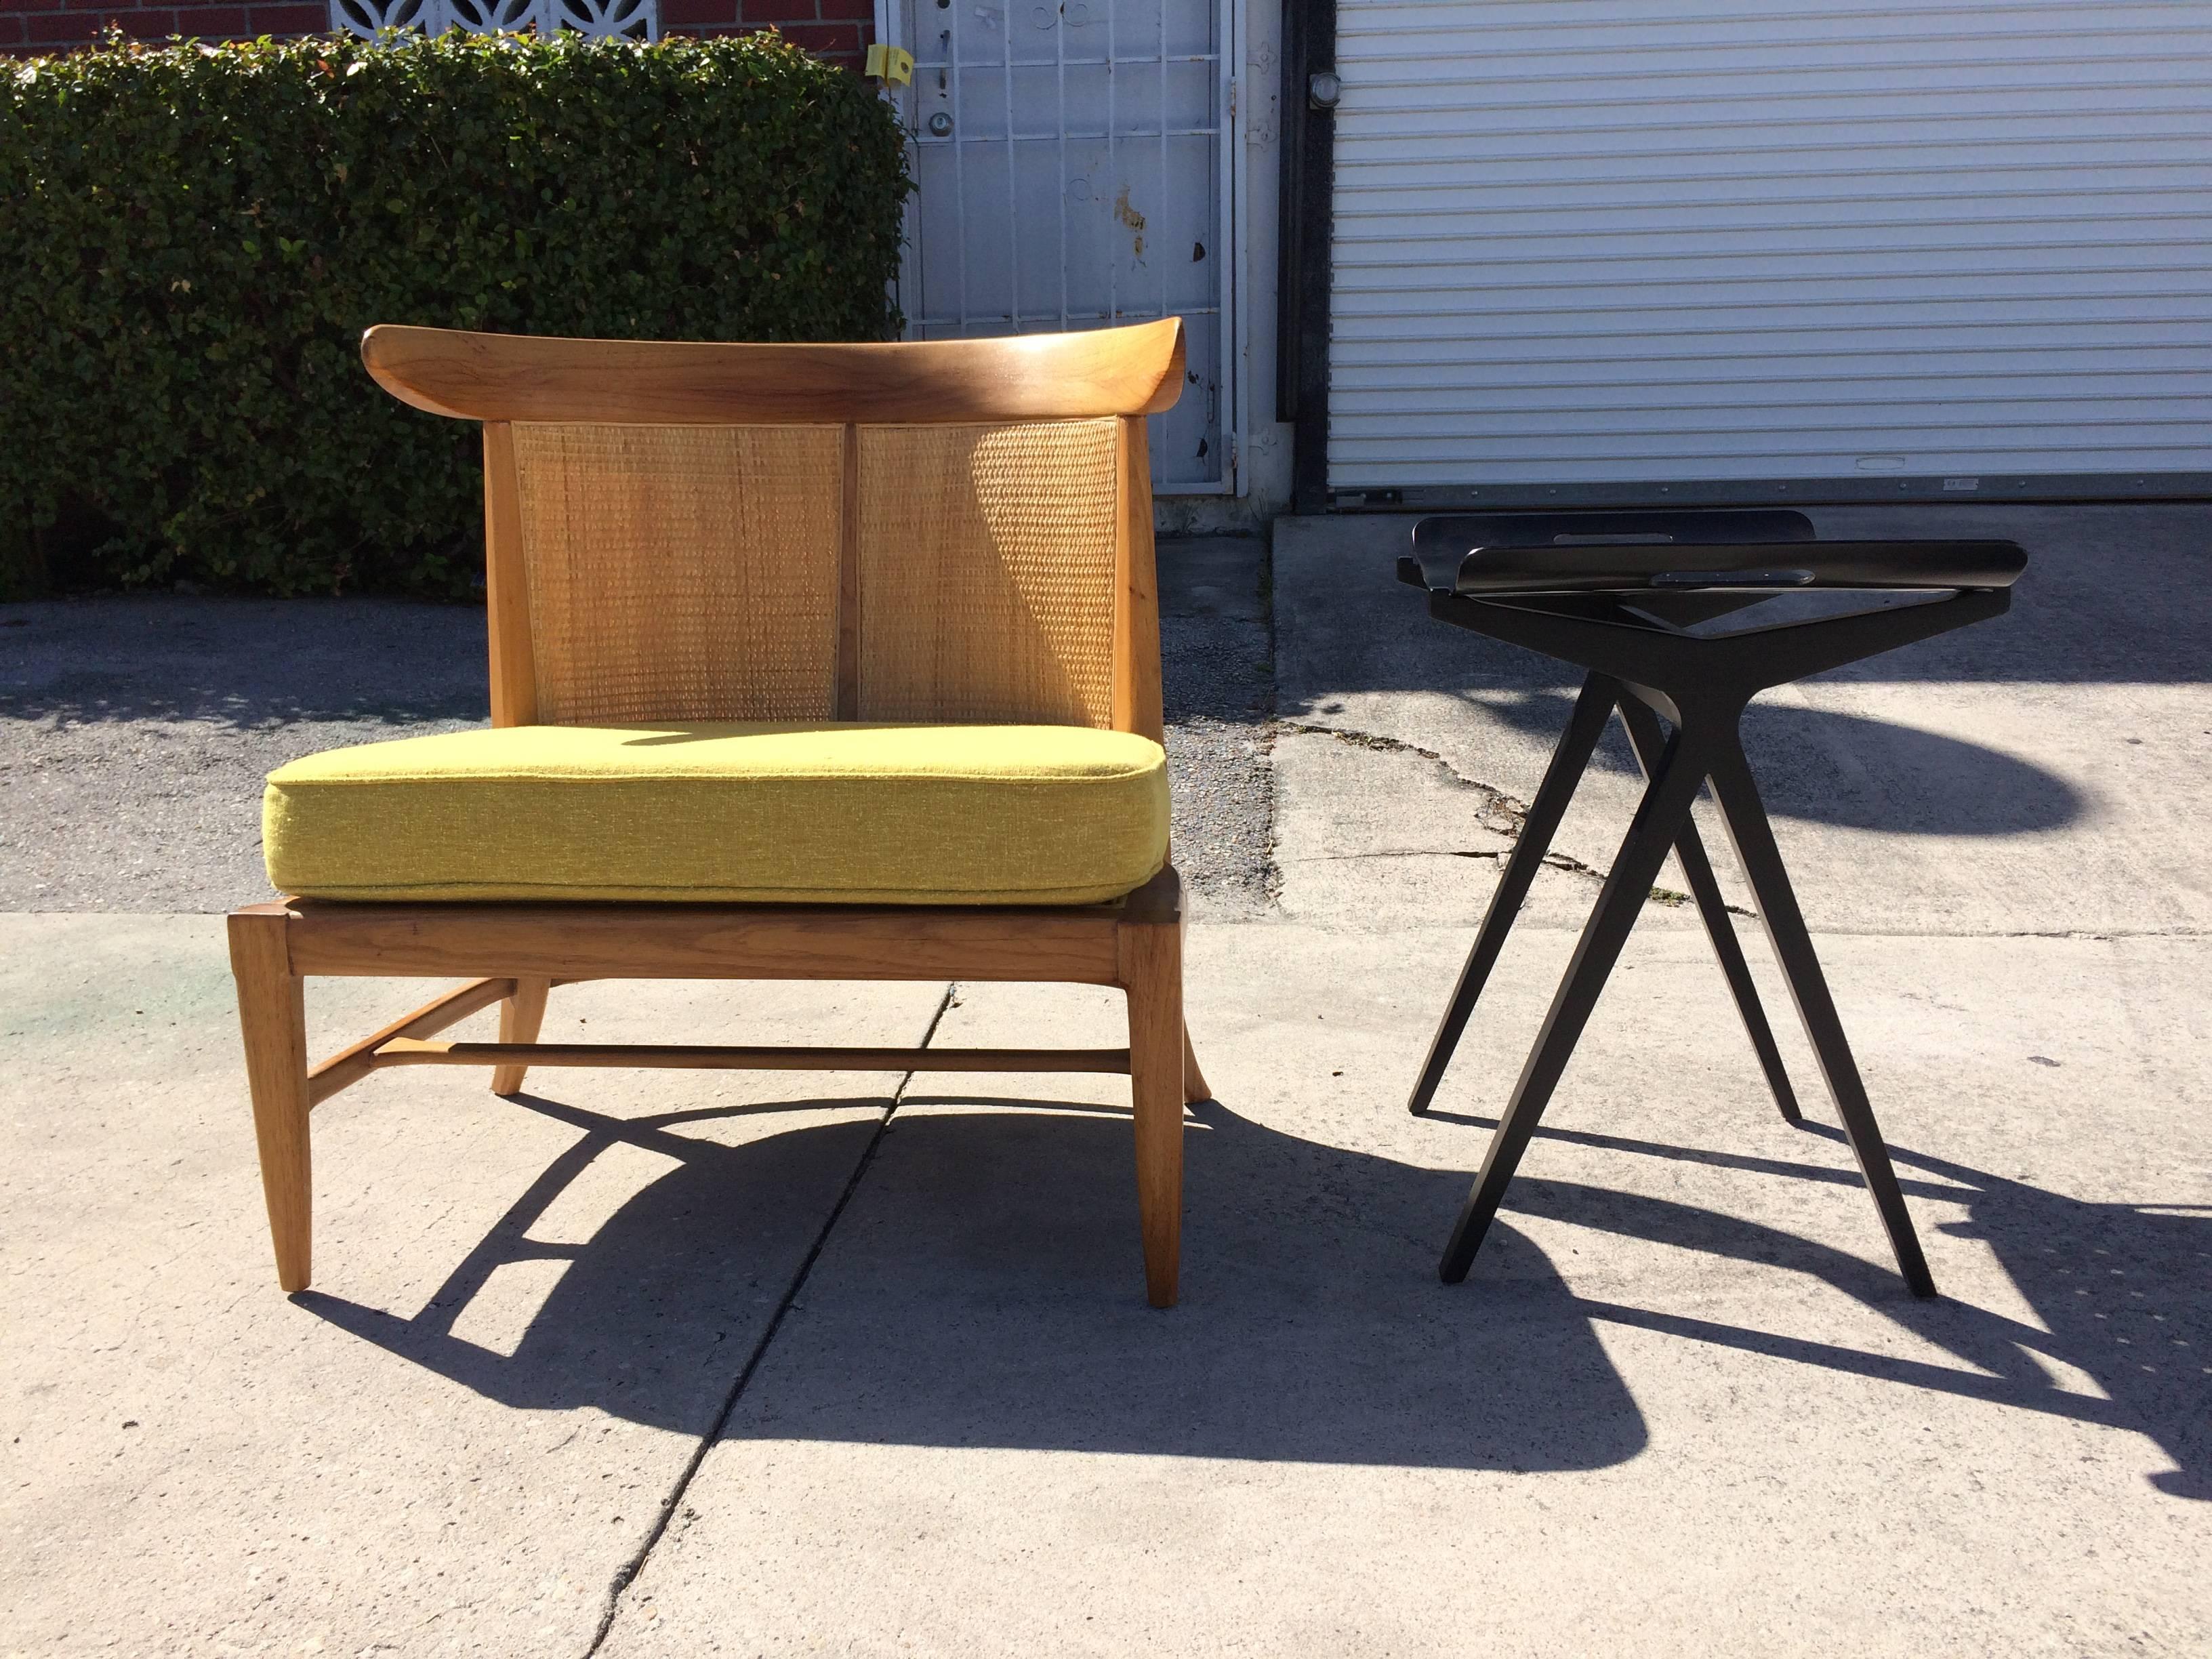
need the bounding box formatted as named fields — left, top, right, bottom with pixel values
left=1328, top=0, right=2212, bottom=502
left=881, top=0, right=1237, bottom=493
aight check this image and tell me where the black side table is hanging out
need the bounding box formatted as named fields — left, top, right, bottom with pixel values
left=1399, top=510, right=2027, bottom=1297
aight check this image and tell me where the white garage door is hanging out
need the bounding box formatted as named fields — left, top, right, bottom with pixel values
left=1328, top=0, right=2212, bottom=498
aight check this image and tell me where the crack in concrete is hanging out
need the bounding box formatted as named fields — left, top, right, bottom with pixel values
left=1252, top=541, right=1285, bottom=913
left=1278, top=720, right=1741, bottom=914
left=1280, top=720, right=1531, bottom=840
left=1279, top=845, right=1597, bottom=878
left=581, top=983, right=959, bottom=1657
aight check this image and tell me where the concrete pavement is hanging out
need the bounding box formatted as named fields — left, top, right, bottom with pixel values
left=4, top=508, right=2209, bottom=1654
left=601, top=925, right=2211, bottom=1656
left=1, top=926, right=946, bottom=1651
left=1273, top=504, right=2212, bottom=934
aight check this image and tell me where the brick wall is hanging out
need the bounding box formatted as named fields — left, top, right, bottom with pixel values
left=0, top=0, right=876, bottom=67
left=3, top=0, right=324, bottom=53
left=663, top=0, right=872, bottom=68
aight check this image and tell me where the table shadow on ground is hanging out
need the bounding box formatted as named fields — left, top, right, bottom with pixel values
left=1427, top=1109, right=2211, bottom=1500
left=1306, top=681, right=2084, bottom=836
left=301, top=1092, right=2203, bottom=1491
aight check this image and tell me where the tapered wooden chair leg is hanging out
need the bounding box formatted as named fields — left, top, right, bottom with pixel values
left=491, top=977, right=551, bottom=1097
left=1182, top=1025, right=1213, bottom=1104
left=228, top=909, right=312, bottom=1293
left=1122, top=920, right=1186, bottom=1309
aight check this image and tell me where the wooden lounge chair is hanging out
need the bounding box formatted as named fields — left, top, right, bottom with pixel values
left=228, top=319, right=1207, bottom=1308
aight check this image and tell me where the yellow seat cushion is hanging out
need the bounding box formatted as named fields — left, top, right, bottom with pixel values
left=263, top=722, right=1169, bottom=905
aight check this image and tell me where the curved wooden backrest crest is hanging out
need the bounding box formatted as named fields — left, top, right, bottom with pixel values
left=362, top=320, right=1185, bottom=424
left=361, top=321, right=1184, bottom=740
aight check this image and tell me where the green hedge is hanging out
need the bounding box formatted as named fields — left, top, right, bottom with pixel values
left=0, top=32, right=911, bottom=598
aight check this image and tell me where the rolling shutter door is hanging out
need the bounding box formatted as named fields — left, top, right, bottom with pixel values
left=1328, top=0, right=2212, bottom=499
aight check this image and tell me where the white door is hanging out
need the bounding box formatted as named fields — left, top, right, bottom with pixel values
left=1328, top=0, right=2212, bottom=499
left=882, top=0, right=1237, bottom=493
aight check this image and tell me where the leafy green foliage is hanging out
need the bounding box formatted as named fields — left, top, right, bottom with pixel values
left=0, top=31, right=911, bottom=597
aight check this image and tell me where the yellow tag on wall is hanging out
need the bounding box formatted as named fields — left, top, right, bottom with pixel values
left=864, top=43, right=915, bottom=86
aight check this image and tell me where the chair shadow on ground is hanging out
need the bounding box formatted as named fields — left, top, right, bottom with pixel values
left=301, top=1089, right=2208, bottom=1494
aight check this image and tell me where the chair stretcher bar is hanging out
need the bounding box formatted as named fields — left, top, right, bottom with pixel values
left=371, top=1038, right=1134, bottom=1075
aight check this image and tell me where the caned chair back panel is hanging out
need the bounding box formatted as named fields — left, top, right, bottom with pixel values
left=506, top=417, right=1124, bottom=729
left=363, top=320, right=1181, bottom=735
left=510, top=423, right=844, bottom=724
left=855, top=420, right=1120, bottom=727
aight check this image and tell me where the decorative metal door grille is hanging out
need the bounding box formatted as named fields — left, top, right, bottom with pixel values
left=882, top=0, right=1237, bottom=493
left=332, top=0, right=656, bottom=40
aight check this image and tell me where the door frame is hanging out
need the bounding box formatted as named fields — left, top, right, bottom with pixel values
left=1276, top=0, right=1335, bottom=513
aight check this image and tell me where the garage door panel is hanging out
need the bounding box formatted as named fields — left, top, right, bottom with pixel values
left=1332, top=218, right=2212, bottom=268
left=1331, top=401, right=2212, bottom=439
left=1332, top=309, right=2212, bottom=342
left=1343, top=58, right=2212, bottom=104
left=1347, top=0, right=2197, bottom=51
left=1332, top=182, right=2212, bottom=228
left=1338, top=91, right=2212, bottom=143
left=1332, top=363, right=2212, bottom=401
left=1332, top=438, right=2210, bottom=485
left=1333, top=304, right=2212, bottom=341
left=1336, top=18, right=2212, bottom=70
left=1330, top=0, right=2212, bottom=496
left=1341, top=459, right=2206, bottom=489
left=1343, top=52, right=2212, bottom=100
left=1332, top=437, right=2211, bottom=469
left=1338, top=110, right=2212, bottom=163
left=1332, top=243, right=2212, bottom=287
left=1330, top=386, right=2212, bottom=424
left=1340, top=20, right=2212, bottom=67
left=1335, top=142, right=2212, bottom=192
left=1330, top=207, right=2212, bottom=247
left=1330, top=340, right=2212, bottom=381
left=1333, top=268, right=2212, bottom=311
left=1332, top=178, right=2212, bottom=223
left=1343, top=69, right=2212, bottom=121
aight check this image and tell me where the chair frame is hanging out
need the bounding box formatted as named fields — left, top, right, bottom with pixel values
left=228, top=319, right=1208, bottom=1309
